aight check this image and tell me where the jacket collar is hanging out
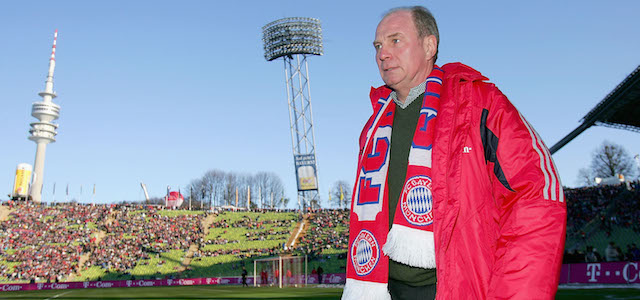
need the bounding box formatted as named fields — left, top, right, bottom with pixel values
left=369, top=62, right=488, bottom=109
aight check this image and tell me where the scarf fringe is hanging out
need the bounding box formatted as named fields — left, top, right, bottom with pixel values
left=341, top=278, right=391, bottom=300
left=382, top=224, right=436, bottom=269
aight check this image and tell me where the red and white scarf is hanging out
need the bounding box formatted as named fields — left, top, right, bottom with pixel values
left=343, top=66, right=443, bottom=300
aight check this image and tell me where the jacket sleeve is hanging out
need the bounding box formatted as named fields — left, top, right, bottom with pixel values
left=480, top=84, right=567, bottom=300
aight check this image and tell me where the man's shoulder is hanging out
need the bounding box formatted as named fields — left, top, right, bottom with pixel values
left=441, top=62, right=489, bottom=83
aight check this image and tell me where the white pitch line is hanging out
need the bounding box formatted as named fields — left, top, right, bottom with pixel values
left=44, top=291, right=72, bottom=300
left=196, top=287, right=234, bottom=293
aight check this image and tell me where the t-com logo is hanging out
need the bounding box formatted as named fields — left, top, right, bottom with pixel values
left=51, top=283, right=69, bottom=289
left=587, top=262, right=640, bottom=283
left=179, top=279, right=195, bottom=286
left=96, top=282, right=113, bottom=288
left=350, top=229, right=380, bottom=276
left=1, top=285, right=22, bottom=291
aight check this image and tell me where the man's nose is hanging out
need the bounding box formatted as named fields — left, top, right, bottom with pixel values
left=377, top=47, right=390, bottom=61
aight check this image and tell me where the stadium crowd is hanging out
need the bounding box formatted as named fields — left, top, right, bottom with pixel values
left=85, top=205, right=204, bottom=274
left=296, top=209, right=348, bottom=257
left=564, top=242, right=640, bottom=263
left=614, top=181, right=640, bottom=232
left=196, top=213, right=294, bottom=260
left=0, top=202, right=110, bottom=282
left=2, top=180, right=638, bottom=283
left=563, top=180, right=640, bottom=264
left=565, top=184, right=625, bottom=236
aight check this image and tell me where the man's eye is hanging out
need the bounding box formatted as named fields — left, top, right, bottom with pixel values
left=374, top=44, right=381, bottom=49
left=392, top=39, right=400, bottom=43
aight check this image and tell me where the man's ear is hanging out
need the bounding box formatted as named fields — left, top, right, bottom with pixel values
left=422, top=35, right=437, bottom=61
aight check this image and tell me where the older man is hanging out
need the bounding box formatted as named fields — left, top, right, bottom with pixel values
left=343, top=6, right=567, bottom=300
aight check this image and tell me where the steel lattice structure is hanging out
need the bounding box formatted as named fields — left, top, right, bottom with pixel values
left=263, top=18, right=323, bottom=210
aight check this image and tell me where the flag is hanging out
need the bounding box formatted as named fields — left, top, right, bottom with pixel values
left=66, top=184, right=69, bottom=195
left=340, top=185, right=344, bottom=201
left=93, top=184, right=96, bottom=195
left=53, top=183, right=56, bottom=195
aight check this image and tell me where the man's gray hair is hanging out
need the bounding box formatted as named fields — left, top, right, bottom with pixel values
left=384, top=6, right=439, bottom=62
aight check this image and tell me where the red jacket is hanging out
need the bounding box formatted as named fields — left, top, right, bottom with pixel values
left=363, top=63, right=566, bottom=299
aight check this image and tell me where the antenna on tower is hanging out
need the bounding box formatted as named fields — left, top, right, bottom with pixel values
left=51, top=29, right=58, bottom=61
left=43, top=29, right=58, bottom=93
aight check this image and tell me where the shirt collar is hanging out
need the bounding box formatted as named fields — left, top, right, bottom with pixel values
left=389, top=80, right=427, bottom=109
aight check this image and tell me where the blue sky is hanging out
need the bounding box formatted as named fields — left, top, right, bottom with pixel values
left=1, top=0, right=639, bottom=206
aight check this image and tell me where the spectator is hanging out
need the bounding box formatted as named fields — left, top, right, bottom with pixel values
left=585, top=246, right=602, bottom=263
left=605, top=242, right=619, bottom=262
left=241, top=267, right=248, bottom=287
left=317, top=265, right=324, bottom=284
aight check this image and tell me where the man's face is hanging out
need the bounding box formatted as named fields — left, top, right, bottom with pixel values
left=374, top=11, right=432, bottom=93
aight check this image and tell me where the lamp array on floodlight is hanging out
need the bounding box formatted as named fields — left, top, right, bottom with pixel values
left=262, top=17, right=323, bottom=61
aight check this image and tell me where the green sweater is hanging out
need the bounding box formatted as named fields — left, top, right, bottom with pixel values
left=387, top=94, right=437, bottom=286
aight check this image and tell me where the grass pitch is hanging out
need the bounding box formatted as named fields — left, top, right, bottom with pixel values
left=0, top=285, right=639, bottom=299
left=0, top=286, right=343, bottom=299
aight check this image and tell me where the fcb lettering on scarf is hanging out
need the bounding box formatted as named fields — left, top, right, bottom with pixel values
left=343, top=66, right=443, bottom=300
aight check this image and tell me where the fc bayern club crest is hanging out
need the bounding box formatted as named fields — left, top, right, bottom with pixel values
left=350, top=229, right=380, bottom=276
left=400, top=175, right=434, bottom=226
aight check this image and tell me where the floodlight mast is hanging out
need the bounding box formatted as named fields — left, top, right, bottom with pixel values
left=263, top=18, right=323, bottom=211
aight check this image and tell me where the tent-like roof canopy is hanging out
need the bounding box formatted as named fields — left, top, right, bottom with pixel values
left=550, top=65, right=640, bottom=154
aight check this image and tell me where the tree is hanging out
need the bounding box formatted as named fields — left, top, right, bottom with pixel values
left=576, top=167, right=594, bottom=187
left=186, top=169, right=289, bottom=209
left=223, top=172, right=238, bottom=206
left=254, top=172, right=286, bottom=209
left=235, top=173, right=253, bottom=209
left=329, top=180, right=352, bottom=209
left=590, top=141, right=637, bottom=179
left=203, top=169, right=226, bottom=208
left=187, top=178, right=206, bottom=206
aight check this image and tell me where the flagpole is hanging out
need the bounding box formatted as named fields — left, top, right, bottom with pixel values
left=259, top=186, right=262, bottom=210
left=340, top=185, right=344, bottom=209
left=166, top=186, right=170, bottom=207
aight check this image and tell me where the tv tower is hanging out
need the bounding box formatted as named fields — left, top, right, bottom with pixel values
left=28, top=30, right=60, bottom=203
left=262, top=18, right=323, bottom=210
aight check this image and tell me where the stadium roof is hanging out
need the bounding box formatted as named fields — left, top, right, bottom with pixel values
left=550, top=65, right=640, bottom=154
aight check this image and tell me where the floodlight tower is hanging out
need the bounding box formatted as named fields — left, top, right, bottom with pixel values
left=29, top=30, right=61, bottom=203
left=263, top=18, right=323, bottom=210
